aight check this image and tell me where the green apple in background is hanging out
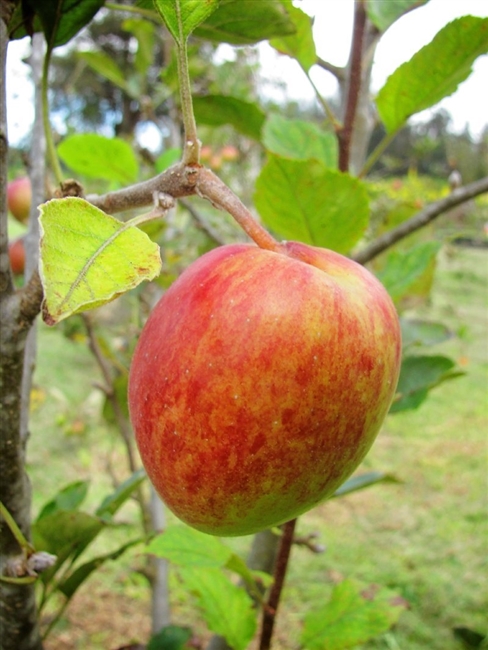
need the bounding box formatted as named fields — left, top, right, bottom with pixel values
left=128, top=242, right=401, bottom=536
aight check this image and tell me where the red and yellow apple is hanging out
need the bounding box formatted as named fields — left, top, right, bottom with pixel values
left=9, top=236, right=26, bottom=275
left=128, top=242, right=401, bottom=536
left=7, top=176, right=31, bottom=223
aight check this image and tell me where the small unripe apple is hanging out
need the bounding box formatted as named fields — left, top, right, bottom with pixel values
left=9, top=236, right=26, bottom=275
left=220, top=145, right=239, bottom=162
left=129, top=243, right=401, bottom=536
left=7, top=176, right=32, bottom=223
left=200, top=145, right=213, bottom=162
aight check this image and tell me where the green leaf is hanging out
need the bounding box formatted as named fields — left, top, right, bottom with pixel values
left=377, top=16, right=488, bottom=133
left=262, top=114, right=337, bottom=168
left=57, top=133, right=139, bottom=184
left=179, top=567, right=257, bottom=650
left=32, top=510, right=104, bottom=559
left=155, top=148, right=182, bottom=173
left=224, top=553, right=273, bottom=597
left=77, top=51, right=133, bottom=96
left=400, top=318, right=453, bottom=350
left=39, top=198, right=162, bottom=325
left=153, top=0, right=219, bottom=44
left=254, top=156, right=369, bottom=253
left=194, top=0, right=296, bottom=45
left=147, top=625, right=193, bottom=650
left=376, top=241, right=441, bottom=302
left=270, top=2, right=317, bottom=71
left=366, top=0, right=429, bottom=33
left=146, top=524, right=232, bottom=568
left=122, top=18, right=156, bottom=76
left=31, top=0, right=104, bottom=49
left=193, top=95, right=266, bottom=141
left=332, top=472, right=400, bottom=499
left=58, top=537, right=143, bottom=599
left=95, top=468, right=146, bottom=520
left=102, top=373, right=130, bottom=425
left=390, top=355, right=464, bottom=413
left=37, top=481, right=89, bottom=521
left=301, top=579, right=407, bottom=650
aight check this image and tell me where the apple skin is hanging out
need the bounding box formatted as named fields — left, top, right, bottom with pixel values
left=7, top=177, right=32, bottom=223
left=128, top=242, right=401, bottom=536
left=9, top=237, right=26, bottom=275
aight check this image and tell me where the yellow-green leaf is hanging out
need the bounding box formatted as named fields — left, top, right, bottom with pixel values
left=39, top=198, right=162, bottom=325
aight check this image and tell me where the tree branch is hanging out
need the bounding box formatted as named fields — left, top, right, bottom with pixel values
left=316, top=56, right=346, bottom=82
left=338, top=1, right=367, bottom=172
left=353, top=177, right=488, bottom=264
left=86, top=162, right=199, bottom=213
left=258, top=519, right=297, bottom=650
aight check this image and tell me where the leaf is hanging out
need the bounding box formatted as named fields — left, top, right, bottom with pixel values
left=39, top=198, right=162, bottom=325
left=262, top=114, right=337, bottom=168
left=254, top=156, right=369, bottom=253
left=376, top=241, right=441, bottom=303
left=31, top=0, right=105, bottom=49
left=194, top=0, right=296, bottom=45
left=146, top=524, right=232, bottom=568
left=390, top=355, right=464, bottom=413
left=77, top=51, right=133, bottom=96
left=193, top=95, right=266, bottom=141
left=32, top=510, right=104, bottom=559
left=301, top=579, right=407, bottom=650
left=179, top=567, right=257, bottom=650
left=153, top=0, right=219, bottom=44
left=155, top=148, right=182, bottom=173
left=270, top=2, right=317, bottom=71
left=332, top=472, right=400, bottom=499
left=122, top=18, right=156, bottom=76
left=400, top=318, right=453, bottom=350
left=376, top=16, right=488, bottom=133
left=37, top=481, right=89, bottom=521
left=95, top=468, right=146, bottom=520
left=102, top=373, right=130, bottom=425
left=147, top=625, right=193, bottom=650
left=57, top=133, right=139, bottom=184
left=366, top=0, right=429, bottom=33
left=58, top=537, right=143, bottom=598
left=225, top=553, right=273, bottom=597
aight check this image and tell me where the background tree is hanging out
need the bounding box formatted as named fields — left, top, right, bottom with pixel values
left=1, top=1, right=487, bottom=649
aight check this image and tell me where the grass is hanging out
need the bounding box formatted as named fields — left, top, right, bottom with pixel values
left=27, top=244, right=487, bottom=650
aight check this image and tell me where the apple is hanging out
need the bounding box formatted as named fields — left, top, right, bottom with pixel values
left=7, top=176, right=32, bottom=223
left=220, top=145, right=239, bottom=162
left=128, top=242, right=401, bottom=536
left=9, top=236, right=26, bottom=275
left=200, top=145, right=213, bottom=162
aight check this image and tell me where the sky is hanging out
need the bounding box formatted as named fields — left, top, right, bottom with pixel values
left=259, top=0, right=488, bottom=136
left=5, top=0, right=488, bottom=146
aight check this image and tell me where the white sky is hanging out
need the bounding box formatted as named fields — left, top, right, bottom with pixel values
left=260, top=0, right=488, bottom=136
left=5, top=0, right=488, bottom=145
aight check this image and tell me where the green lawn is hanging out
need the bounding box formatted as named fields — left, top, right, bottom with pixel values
left=28, top=245, right=487, bottom=650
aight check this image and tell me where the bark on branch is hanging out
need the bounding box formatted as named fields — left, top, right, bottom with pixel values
left=353, top=176, right=488, bottom=265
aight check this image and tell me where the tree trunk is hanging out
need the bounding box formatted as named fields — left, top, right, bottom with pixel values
left=0, top=22, right=44, bottom=650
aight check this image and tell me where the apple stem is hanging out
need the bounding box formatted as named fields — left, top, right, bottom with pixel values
left=196, top=168, right=285, bottom=253
left=258, top=518, right=297, bottom=650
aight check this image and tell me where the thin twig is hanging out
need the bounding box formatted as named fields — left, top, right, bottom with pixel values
left=196, top=168, right=284, bottom=252
left=179, top=198, right=226, bottom=245
left=338, top=1, right=367, bottom=172
left=259, top=519, right=297, bottom=650
left=81, top=314, right=151, bottom=534
left=353, top=176, right=488, bottom=264
left=316, top=56, right=346, bottom=82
